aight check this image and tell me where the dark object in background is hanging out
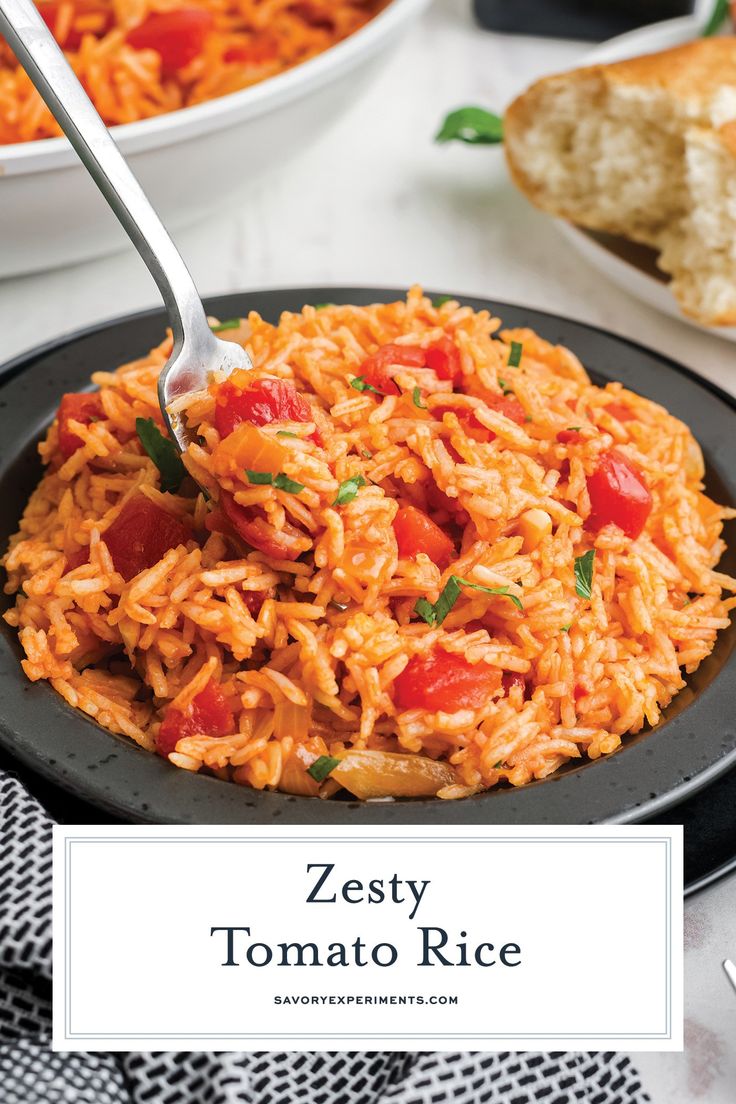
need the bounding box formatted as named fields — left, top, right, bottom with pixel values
left=473, top=0, right=696, bottom=41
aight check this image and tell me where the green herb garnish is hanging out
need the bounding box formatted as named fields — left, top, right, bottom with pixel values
left=574, top=549, right=596, bottom=601
left=703, top=0, right=729, bottom=36
left=435, top=106, right=504, bottom=145
left=412, top=386, right=427, bottom=409
left=567, top=426, right=582, bottom=432
left=307, top=755, right=341, bottom=782
left=333, top=474, right=366, bottom=506
left=350, top=375, right=383, bottom=396
left=314, top=303, right=334, bottom=310
left=245, top=470, right=274, bottom=485
left=508, top=341, right=523, bottom=368
left=561, top=623, right=572, bottom=633
left=210, top=318, right=241, bottom=332
left=361, top=449, right=373, bottom=460
left=276, top=430, right=298, bottom=438
left=432, top=294, right=454, bottom=308
left=274, top=473, right=305, bottom=494
left=135, top=417, right=186, bottom=494
left=414, top=575, right=523, bottom=627
left=493, top=760, right=504, bottom=770
left=245, top=470, right=305, bottom=493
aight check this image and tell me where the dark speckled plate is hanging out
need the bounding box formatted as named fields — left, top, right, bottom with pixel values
left=1, top=288, right=736, bottom=825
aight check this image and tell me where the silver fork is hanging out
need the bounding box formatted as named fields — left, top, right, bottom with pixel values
left=0, top=0, right=252, bottom=451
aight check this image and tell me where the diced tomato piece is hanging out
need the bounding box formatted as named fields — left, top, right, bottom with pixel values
left=573, top=684, right=586, bottom=701
left=359, top=338, right=462, bottom=394
left=103, top=494, right=191, bottom=581
left=434, top=393, right=526, bottom=445
left=586, top=449, right=652, bottom=540
left=39, top=2, right=113, bottom=49
left=157, top=679, right=233, bottom=756
left=488, top=394, right=527, bottom=426
left=57, top=392, right=104, bottom=458
left=393, top=505, right=454, bottom=569
left=604, top=402, right=635, bottom=423
left=557, top=428, right=585, bottom=445
left=219, top=490, right=304, bottom=561
left=126, top=9, right=214, bottom=75
left=424, top=336, right=462, bottom=381
left=64, top=546, right=88, bottom=572
left=215, top=377, right=321, bottom=445
left=393, top=649, right=501, bottom=712
left=360, top=343, right=426, bottom=395
left=502, top=671, right=527, bottom=696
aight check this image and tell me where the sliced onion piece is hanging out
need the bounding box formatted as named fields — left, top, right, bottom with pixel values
left=331, top=749, right=456, bottom=800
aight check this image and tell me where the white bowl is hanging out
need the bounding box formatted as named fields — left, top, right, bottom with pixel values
left=0, top=0, right=429, bottom=278
left=556, top=12, right=736, bottom=343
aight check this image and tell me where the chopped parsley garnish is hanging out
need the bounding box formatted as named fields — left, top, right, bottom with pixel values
left=567, top=426, right=582, bottom=432
left=703, top=0, right=728, bottom=36
left=307, top=755, right=341, bottom=782
left=361, top=449, right=373, bottom=460
left=333, top=474, right=366, bottom=506
left=313, top=302, right=334, bottom=310
left=245, top=470, right=305, bottom=494
left=507, top=341, right=523, bottom=368
left=210, top=318, right=241, bottom=332
left=435, top=106, right=504, bottom=145
left=432, top=294, right=454, bottom=307
left=135, top=417, right=185, bottom=494
left=414, top=575, right=523, bottom=627
left=350, top=375, right=383, bottom=396
left=561, top=623, right=572, bottom=633
left=574, top=549, right=596, bottom=601
left=498, top=378, right=507, bottom=390
left=493, top=760, right=504, bottom=770
left=412, top=386, right=427, bottom=409
left=276, top=430, right=298, bottom=438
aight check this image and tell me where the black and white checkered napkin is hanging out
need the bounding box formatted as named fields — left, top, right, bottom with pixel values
left=0, top=770, right=650, bottom=1104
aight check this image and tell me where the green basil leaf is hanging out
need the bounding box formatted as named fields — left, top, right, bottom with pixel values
left=135, top=417, right=186, bottom=494
left=414, top=575, right=523, bottom=627
left=435, top=106, right=504, bottom=145
left=574, top=549, right=596, bottom=600
left=703, top=0, right=729, bottom=35
left=245, top=470, right=274, bottom=485
left=412, top=386, right=427, bottom=409
left=414, top=596, right=440, bottom=627
left=307, top=755, right=341, bottom=782
left=333, top=474, right=366, bottom=506
left=210, top=318, right=241, bottom=332
left=313, top=303, right=334, bottom=310
left=432, top=294, right=454, bottom=307
left=507, top=341, right=523, bottom=368
left=350, top=375, right=383, bottom=396
left=457, top=577, right=524, bottom=611
left=273, top=473, right=305, bottom=494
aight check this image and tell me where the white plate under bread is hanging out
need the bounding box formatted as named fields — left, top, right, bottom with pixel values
left=506, top=14, right=736, bottom=342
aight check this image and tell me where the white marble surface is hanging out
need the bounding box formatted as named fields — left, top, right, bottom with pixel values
left=0, top=1, right=734, bottom=1098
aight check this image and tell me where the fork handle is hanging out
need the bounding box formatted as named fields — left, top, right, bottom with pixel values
left=0, top=0, right=213, bottom=361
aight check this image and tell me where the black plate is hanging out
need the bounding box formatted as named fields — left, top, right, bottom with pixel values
left=1, top=287, right=736, bottom=825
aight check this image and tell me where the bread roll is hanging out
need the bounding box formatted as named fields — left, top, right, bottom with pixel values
left=504, top=38, right=736, bottom=325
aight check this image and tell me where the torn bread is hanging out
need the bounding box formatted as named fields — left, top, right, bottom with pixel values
left=504, top=38, right=736, bottom=325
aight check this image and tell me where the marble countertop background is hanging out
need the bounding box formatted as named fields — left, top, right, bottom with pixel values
left=0, top=1, right=734, bottom=1097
